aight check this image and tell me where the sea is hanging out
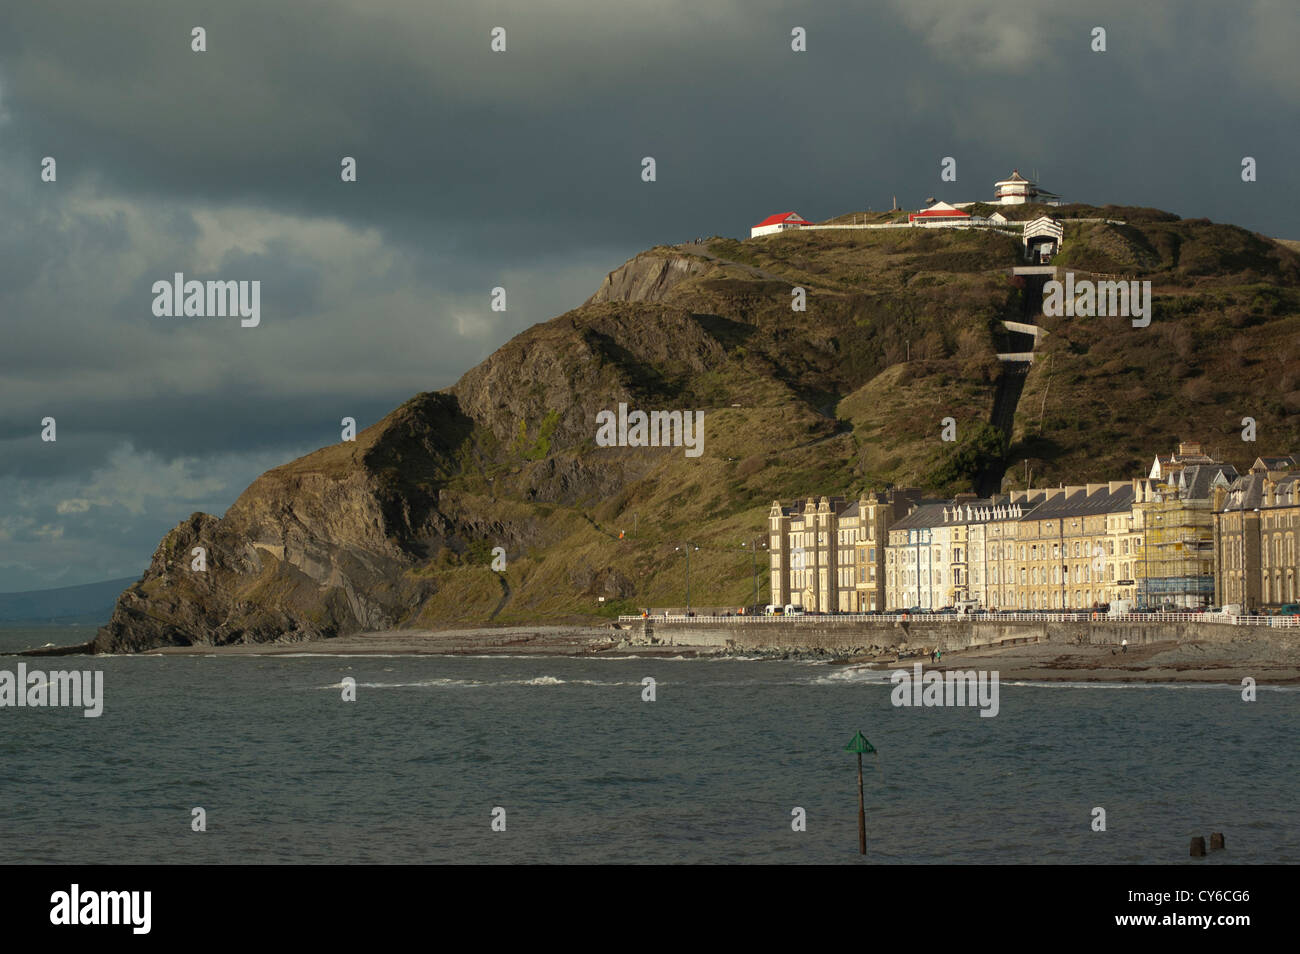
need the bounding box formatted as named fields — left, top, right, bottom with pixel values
left=1, top=624, right=1296, bottom=864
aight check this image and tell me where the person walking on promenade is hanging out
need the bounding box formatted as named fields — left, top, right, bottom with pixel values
left=1121, top=638, right=1128, bottom=654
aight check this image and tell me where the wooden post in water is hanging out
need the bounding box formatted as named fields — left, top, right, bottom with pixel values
left=856, top=751, right=866, bottom=855
left=844, top=731, right=876, bottom=856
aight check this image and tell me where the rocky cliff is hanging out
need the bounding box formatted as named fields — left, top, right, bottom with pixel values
left=95, top=205, right=1300, bottom=650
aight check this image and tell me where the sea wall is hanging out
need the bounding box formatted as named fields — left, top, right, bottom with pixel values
left=646, top=618, right=1300, bottom=654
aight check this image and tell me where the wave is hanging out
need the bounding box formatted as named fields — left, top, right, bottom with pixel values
left=812, top=667, right=896, bottom=685
left=1001, top=679, right=1300, bottom=692
left=319, top=677, right=483, bottom=690
left=318, top=675, right=642, bottom=691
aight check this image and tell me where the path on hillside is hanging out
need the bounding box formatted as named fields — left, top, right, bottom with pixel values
left=976, top=271, right=1053, bottom=495
left=487, top=573, right=511, bottom=621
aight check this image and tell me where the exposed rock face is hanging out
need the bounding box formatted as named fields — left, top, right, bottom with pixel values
left=94, top=302, right=728, bottom=652
left=569, top=566, right=635, bottom=598
left=95, top=212, right=1300, bottom=651
left=95, top=394, right=473, bottom=652
left=586, top=252, right=707, bottom=304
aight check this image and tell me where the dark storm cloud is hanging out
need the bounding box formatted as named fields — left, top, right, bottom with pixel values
left=1, top=0, right=1298, bottom=589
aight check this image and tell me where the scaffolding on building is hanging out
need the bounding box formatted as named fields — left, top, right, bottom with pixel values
left=1134, top=487, right=1216, bottom=608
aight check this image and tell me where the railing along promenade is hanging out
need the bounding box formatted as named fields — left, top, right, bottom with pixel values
left=619, top=611, right=1300, bottom=627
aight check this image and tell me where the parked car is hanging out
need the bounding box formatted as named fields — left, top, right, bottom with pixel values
left=1276, top=603, right=1300, bottom=616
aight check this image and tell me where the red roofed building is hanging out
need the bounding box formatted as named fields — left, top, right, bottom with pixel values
left=907, top=201, right=970, bottom=226
left=751, top=211, right=810, bottom=238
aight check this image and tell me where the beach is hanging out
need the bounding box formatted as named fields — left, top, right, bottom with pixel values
left=133, top=623, right=1300, bottom=684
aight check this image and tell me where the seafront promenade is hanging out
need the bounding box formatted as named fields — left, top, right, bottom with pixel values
left=620, top=611, right=1300, bottom=655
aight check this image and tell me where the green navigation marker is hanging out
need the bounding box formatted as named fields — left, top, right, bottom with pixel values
left=844, top=731, right=876, bottom=754
left=844, top=730, right=876, bottom=854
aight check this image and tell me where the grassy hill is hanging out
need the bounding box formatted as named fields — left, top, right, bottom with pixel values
left=96, top=205, right=1300, bottom=648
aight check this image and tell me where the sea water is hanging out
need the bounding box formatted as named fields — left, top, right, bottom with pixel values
left=1, top=625, right=1295, bottom=864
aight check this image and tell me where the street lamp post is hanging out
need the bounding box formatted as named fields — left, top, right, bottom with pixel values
left=741, top=537, right=766, bottom=611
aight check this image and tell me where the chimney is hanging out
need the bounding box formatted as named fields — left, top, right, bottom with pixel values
left=1109, top=480, right=1127, bottom=493
left=1086, top=483, right=1106, bottom=495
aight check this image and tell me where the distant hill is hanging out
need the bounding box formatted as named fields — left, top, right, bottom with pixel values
left=0, top=577, right=140, bottom=624
left=94, top=203, right=1300, bottom=651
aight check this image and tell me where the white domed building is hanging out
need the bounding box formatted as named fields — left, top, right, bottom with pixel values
left=993, top=169, right=1061, bottom=206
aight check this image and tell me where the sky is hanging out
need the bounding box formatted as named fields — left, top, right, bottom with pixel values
left=1, top=0, right=1298, bottom=592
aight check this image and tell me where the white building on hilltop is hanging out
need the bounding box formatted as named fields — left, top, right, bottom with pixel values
left=751, top=211, right=810, bottom=238
left=1022, top=215, right=1064, bottom=262
left=994, top=169, right=1062, bottom=206
left=908, top=200, right=971, bottom=226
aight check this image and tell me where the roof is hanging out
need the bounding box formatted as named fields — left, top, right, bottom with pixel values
left=1018, top=484, right=1136, bottom=522
left=1254, top=456, right=1297, bottom=471
left=999, top=170, right=1029, bottom=183
left=888, top=503, right=953, bottom=532
left=781, top=495, right=847, bottom=518
left=909, top=201, right=969, bottom=219
left=1269, top=474, right=1300, bottom=504
left=1222, top=473, right=1267, bottom=511
left=753, top=211, right=809, bottom=228
left=1024, top=215, right=1063, bottom=235
left=1175, top=463, right=1238, bottom=499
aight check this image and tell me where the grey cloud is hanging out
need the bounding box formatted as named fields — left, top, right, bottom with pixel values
left=0, top=0, right=1297, bottom=589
